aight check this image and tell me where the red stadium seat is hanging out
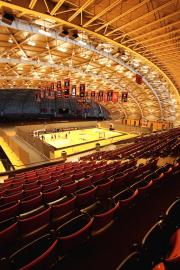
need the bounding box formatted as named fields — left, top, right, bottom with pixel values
left=75, top=185, right=97, bottom=208
left=20, top=194, right=43, bottom=213
left=42, top=187, right=62, bottom=203
left=0, top=202, right=19, bottom=222
left=165, top=228, right=180, bottom=267
left=61, top=181, right=77, bottom=196
left=23, top=181, right=39, bottom=190
left=0, top=222, right=19, bottom=256
left=23, top=186, right=42, bottom=198
left=48, top=194, right=76, bottom=228
left=57, top=214, right=94, bottom=253
left=77, top=176, right=92, bottom=190
left=81, top=200, right=119, bottom=236
left=19, top=207, right=51, bottom=241
left=9, top=234, right=58, bottom=270
left=42, top=180, right=59, bottom=192
left=2, top=191, right=23, bottom=204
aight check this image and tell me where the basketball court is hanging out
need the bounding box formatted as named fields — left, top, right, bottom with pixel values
left=39, top=128, right=137, bottom=158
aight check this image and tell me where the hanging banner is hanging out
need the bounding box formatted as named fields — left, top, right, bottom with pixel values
left=79, top=84, right=85, bottom=98
left=136, top=74, right=142, bottom=84
left=91, top=91, right=96, bottom=100
left=107, top=90, right=113, bottom=101
left=40, top=85, right=45, bottom=99
left=112, top=92, right=119, bottom=102
left=95, top=92, right=99, bottom=101
left=64, top=78, right=70, bottom=96
left=56, top=81, right=62, bottom=98
left=71, top=85, right=76, bottom=96
left=122, top=92, right=128, bottom=102
left=35, top=91, right=41, bottom=102
left=103, top=92, right=108, bottom=102
left=98, top=91, right=104, bottom=101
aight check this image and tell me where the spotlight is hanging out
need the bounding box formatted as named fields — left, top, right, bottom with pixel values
left=62, top=29, right=69, bottom=36
left=69, top=30, right=79, bottom=39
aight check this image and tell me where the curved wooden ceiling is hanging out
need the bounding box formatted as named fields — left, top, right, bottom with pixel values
left=0, top=0, right=179, bottom=122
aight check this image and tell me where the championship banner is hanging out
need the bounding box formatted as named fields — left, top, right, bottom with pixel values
left=40, top=85, right=45, bottom=99
left=85, top=91, right=90, bottom=98
left=136, top=74, right=142, bottom=84
left=122, top=92, right=128, bottom=102
left=71, top=85, right=76, bottom=96
left=112, top=92, right=119, bottom=102
left=98, top=91, right=104, bottom=101
left=56, top=81, right=62, bottom=98
left=50, top=82, right=54, bottom=91
left=95, top=92, right=99, bottom=101
left=79, top=84, right=85, bottom=98
left=64, top=78, right=70, bottom=96
left=45, top=86, right=49, bottom=99
left=35, top=91, right=41, bottom=102
left=103, top=92, right=108, bottom=102
left=107, top=90, right=113, bottom=101
left=91, top=91, right=96, bottom=100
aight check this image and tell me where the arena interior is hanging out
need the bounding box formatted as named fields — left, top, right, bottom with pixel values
left=0, top=1, right=180, bottom=270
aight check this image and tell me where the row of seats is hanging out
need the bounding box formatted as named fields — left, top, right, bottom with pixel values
left=116, top=198, right=180, bottom=270
left=0, top=160, right=179, bottom=269
left=0, top=159, right=162, bottom=219
left=80, top=128, right=180, bottom=161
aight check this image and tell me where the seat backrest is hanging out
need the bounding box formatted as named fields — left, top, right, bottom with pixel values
left=0, top=222, right=19, bottom=254
left=0, top=202, right=19, bottom=222
left=9, top=234, right=58, bottom=270
left=116, top=252, right=143, bottom=270
left=19, top=207, right=51, bottom=235
left=20, top=194, right=43, bottom=213
left=42, top=187, right=61, bottom=203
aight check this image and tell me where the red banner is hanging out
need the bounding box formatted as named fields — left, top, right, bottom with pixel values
left=112, top=92, right=119, bottom=102
left=103, top=92, right=108, bottom=102
left=79, top=84, right=85, bottom=98
left=136, top=74, right=142, bottom=84
left=64, top=78, right=70, bottom=96
left=91, top=91, right=96, bottom=100
left=56, top=81, right=62, bottom=98
left=107, top=90, right=113, bottom=101
left=98, top=91, right=104, bottom=101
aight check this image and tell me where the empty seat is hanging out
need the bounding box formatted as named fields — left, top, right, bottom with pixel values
left=19, top=207, right=51, bottom=241
left=8, top=234, right=58, bottom=270
left=61, top=181, right=77, bottom=196
left=95, top=178, right=113, bottom=198
left=2, top=191, right=23, bottom=204
left=6, top=185, right=23, bottom=195
left=57, top=214, right=94, bottom=253
left=23, top=186, right=42, bottom=198
left=165, top=199, right=180, bottom=234
left=77, top=177, right=92, bottom=190
left=116, top=252, right=144, bottom=270
left=0, top=222, right=19, bottom=256
left=113, top=188, right=139, bottom=210
left=81, top=199, right=119, bottom=236
left=0, top=202, right=19, bottom=222
left=75, top=185, right=97, bottom=208
left=165, top=228, right=180, bottom=269
left=141, top=220, right=168, bottom=267
left=20, top=194, right=43, bottom=213
left=48, top=194, right=76, bottom=228
left=42, top=181, right=59, bottom=192
left=42, top=187, right=61, bottom=203
left=23, top=181, right=39, bottom=190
